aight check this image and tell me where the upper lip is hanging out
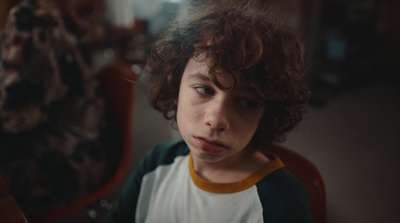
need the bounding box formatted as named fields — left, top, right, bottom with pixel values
left=195, top=136, right=227, bottom=147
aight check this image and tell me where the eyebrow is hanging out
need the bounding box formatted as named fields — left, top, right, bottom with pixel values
left=187, top=72, right=244, bottom=93
left=187, top=73, right=212, bottom=82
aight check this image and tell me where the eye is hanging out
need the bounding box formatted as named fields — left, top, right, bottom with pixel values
left=238, top=98, right=262, bottom=109
left=195, top=86, right=214, bottom=96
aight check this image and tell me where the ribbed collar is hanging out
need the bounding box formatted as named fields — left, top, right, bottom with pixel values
left=188, top=153, right=284, bottom=193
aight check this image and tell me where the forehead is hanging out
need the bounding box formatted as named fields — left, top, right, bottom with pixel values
left=184, top=56, right=256, bottom=92
left=185, top=57, right=234, bottom=88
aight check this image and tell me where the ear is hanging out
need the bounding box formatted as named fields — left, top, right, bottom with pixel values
left=174, top=99, right=178, bottom=106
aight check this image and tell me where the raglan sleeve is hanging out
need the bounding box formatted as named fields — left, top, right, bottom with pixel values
left=101, top=141, right=186, bottom=223
left=257, top=168, right=313, bottom=223
left=101, top=148, right=156, bottom=223
left=278, top=182, right=312, bottom=223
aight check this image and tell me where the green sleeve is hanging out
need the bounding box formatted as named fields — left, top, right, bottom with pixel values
left=101, top=140, right=188, bottom=222
left=256, top=168, right=312, bottom=222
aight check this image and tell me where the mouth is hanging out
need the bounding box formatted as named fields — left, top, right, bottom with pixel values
left=193, top=136, right=228, bottom=154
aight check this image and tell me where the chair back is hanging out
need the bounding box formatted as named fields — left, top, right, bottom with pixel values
left=0, top=172, right=28, bottom=223
left=260, top=143, right=326, bottom=223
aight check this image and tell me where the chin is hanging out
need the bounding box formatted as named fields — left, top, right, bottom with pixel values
left=191, top=148, right=227, bottom=163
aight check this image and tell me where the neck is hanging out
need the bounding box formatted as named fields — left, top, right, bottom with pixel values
left=192, top=150, right=270, bottom=183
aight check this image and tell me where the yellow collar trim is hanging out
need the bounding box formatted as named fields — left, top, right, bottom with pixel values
left=188, top=153, right=284, bottom=194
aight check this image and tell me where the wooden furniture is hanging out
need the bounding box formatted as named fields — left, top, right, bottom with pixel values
left=0, top=172, right=28, bottom=223
left=261, top=143, right=327, bottom=223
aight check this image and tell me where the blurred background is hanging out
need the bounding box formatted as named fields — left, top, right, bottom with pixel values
left=0, top=0, right=399, bottom=222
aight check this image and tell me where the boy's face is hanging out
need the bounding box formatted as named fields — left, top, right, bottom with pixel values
left=176, top=56, right=265, bottom=166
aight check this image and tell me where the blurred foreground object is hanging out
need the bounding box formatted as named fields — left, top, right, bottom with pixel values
left=28, top=61, right=138, bottom=223
left=0, top=0, right=128, bottom=220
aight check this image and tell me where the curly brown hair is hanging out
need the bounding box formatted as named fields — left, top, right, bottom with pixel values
left=147, top=2, right=311, bottom=145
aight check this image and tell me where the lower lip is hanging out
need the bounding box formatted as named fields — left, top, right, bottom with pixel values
left=194, top=137, right=227, bottom=154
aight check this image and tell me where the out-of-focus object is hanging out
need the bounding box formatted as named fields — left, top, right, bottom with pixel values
left=28, top=61, right=138, bottom=222
left=105, top=0, right=134, bottom=29
left=0, top=0, right=111, bottom=216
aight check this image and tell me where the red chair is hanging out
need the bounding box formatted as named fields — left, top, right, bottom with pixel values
left=260, top=143, right=326, bottom=223
left=27, top=61, right=138, bottom=223
left=0, top=172, right=28, bottom=223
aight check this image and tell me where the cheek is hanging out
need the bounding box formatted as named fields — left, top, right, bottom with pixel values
left=242, top=123, right=259, bottom=139
left=176, top=99, right=196, bottom=122
left=175, top=93, right=189, bottom=127
left=239, top=111, right=264, bottom=139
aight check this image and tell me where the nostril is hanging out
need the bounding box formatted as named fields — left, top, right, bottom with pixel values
left=4, top=81, right=44, bottom=109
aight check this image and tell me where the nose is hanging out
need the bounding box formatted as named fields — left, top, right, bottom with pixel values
left=203, top=98, right=231, bottom=131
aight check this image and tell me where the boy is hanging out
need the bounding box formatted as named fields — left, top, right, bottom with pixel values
left=103, top=1, right=312, bottom=222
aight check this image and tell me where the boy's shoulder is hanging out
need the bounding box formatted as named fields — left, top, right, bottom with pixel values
left=256, top=167, right=312, bottom=221
left=259, top=167, right=308, bottom=194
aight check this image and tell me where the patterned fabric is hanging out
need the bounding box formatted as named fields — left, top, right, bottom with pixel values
left=0, top=0, right=113, bottom=215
